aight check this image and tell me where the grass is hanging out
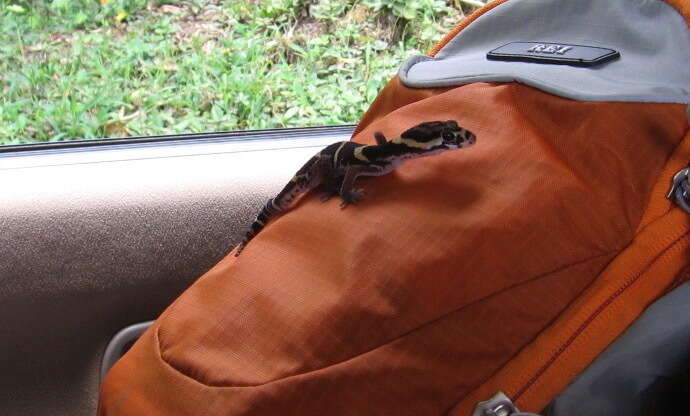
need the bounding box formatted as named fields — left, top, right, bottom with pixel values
left=0, top=0, right=478, bottom=145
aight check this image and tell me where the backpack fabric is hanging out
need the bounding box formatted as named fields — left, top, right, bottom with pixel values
left=98, top=0, right=690, bottom=414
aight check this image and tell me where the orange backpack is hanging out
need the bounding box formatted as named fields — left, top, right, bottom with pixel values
left=99, top=1, right=690, bottom=414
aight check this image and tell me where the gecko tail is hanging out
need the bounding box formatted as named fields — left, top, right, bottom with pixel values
left=234, top=235, right=250, bottom=257
left=235, top=198, right=281, bottom=257
left=234, top=222, right=263, bottom=257
left=234, top=227, right=259, bottom=256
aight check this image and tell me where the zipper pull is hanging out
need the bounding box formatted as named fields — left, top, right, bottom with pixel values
left=667, top=167, right=690, bottom=213
left=471, top=392, right=543, bottom=416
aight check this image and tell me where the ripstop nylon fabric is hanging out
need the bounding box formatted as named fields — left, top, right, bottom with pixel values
left=98, top=81, right=689, bottom=415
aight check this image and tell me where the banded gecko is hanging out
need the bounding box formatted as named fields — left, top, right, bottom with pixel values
left=235, top=120, right=476, bottom=256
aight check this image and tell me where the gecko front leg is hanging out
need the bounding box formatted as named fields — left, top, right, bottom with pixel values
left=338, top=165, right=371, bottom=208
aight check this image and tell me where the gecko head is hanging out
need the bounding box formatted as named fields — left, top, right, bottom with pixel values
left=394, top=120, right=476, bottom=155
left=439, top=120, right=476, bottom=150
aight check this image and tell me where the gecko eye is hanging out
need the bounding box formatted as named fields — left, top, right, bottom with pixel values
left=442, top=131, right=456, bottom=141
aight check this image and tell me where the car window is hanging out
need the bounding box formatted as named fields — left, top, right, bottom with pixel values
left=0, top=0, right=481, bottom=146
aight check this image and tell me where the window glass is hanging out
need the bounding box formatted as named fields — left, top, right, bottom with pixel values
left=0, top=0, right=479, bottom=146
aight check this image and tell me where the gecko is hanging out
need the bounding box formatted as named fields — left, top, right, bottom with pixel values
left=234, top=120, right=476, bottom=256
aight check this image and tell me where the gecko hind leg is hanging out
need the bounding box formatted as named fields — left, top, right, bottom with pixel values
left=319, top=173, right=341, bottom=202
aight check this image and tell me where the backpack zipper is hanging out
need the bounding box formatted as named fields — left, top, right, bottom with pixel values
left=663, top=167, right=690, bottom=293
left=667, top=167, right=690, bottom=213
left=473, top=392, right=541, bottom=416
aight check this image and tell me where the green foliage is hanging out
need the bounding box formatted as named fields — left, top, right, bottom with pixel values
left=259, top=0, right=306, bottom=19
left=0, top=0, right=471, bottom=144
left=2, top=0, right=149, bottom=31
left=310, top=0, right=356, bottom=21
left=362, top=0, right=447, bottom=21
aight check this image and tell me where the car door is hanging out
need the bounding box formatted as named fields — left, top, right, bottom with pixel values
left=0, top=125, right=354, bottom=415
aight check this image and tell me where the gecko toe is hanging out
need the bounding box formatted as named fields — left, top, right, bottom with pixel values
left=351, top=188, right=366, bottom=202
left=340, top=189, right=366, bottom=208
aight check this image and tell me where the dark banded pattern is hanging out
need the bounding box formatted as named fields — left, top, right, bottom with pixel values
left=235, top=197, right=280, bottom=256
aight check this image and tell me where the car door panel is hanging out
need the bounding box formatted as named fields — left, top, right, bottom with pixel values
left=0, top=126, right=354, bottom=415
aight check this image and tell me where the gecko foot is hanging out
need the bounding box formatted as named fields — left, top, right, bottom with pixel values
left=340, top=188, right=366, bottom=208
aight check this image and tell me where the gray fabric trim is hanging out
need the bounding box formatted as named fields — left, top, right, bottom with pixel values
left=100, top=321, right=154, bottom=383
left=400, top=0, right=690, bottom=103
left=546, top=282, right=690, bottom=416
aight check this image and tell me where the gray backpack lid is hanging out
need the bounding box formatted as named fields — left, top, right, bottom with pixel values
left=399, top=0, right=690, bottom=103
